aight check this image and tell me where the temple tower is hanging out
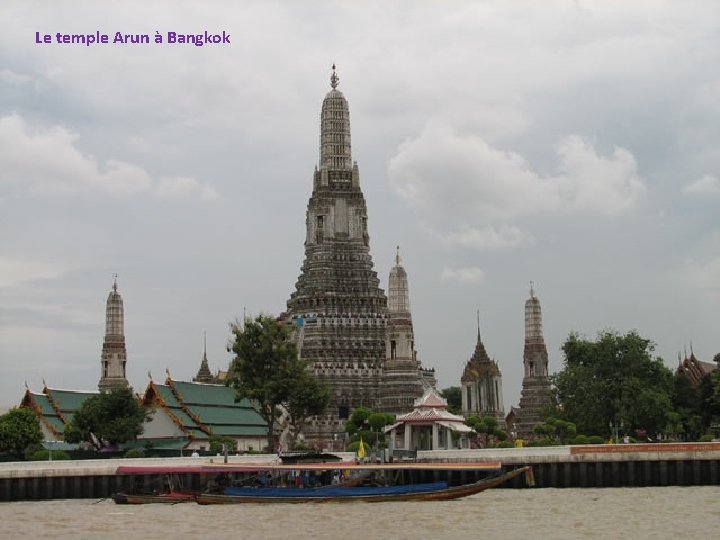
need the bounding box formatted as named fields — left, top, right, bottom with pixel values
left=514, top=283, right=552, bottom=438
left=460, top=313, right=504, bottom=425
left=193, top=333, right=214, bottom=383
left=285, top=66, right=388, bottom=445
left=98, top=277, right=129, bottom=391
left=377, top=247, right=425, bottom=415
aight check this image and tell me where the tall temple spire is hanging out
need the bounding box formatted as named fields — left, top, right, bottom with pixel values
left=99, top=277, right=129, bottom=391
left=388, top=246, right=411, bottom=315
left=380, top=248, right=425, bottom=414
left=515, top=284, right=552, bottom=438
left=286, top=68, right=409, bottom=443
left=194, top=332, right=214, bottom=383
left=461, top=312, right=504, bottom=422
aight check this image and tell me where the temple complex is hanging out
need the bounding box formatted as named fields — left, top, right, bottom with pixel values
left=460, top=313, right=504, bottom=426
left=513, top=284, right=552, bottom=438
left=98, top=277, right=129, bottom=391
left=283, top=67, right=429, bottom=445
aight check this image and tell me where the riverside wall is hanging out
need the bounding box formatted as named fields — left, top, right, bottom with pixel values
left=0, top=444, right=719, bottom=501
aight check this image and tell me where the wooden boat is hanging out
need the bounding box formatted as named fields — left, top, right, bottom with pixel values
left=112, top=466, right=201, bottom=504
left=195, top=465, right=533, bottom=504
left=111, top=491, right=195, bottom=504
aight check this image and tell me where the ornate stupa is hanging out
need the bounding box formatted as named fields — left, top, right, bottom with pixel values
left=284, top=66, right=390, bottom=444
left=193, top=333, right=214, bottom=384
left=377, top=247, right=425, bottom=415
left=98, top=276, right=129, bottom=390
left=514, top=283, right=552, bottom=438
left=460, top=312, right=504, bottom=425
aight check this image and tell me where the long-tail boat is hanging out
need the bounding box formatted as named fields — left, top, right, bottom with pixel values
left=195, top=465, right=534, bottom=504
left=111, top=491, right=196, bottom=504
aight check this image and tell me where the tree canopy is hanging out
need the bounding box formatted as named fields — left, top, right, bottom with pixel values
left=64, top=387, right=148, bottom=450
left=552, top=330, right=673, bottom=438
left=441, top=386, right=462, bottom=415
left=344, top=406, right=395, bottom=450
left=465, top=415, right=507, bottom=447
left=229, top=315, right=329, bottom=452
left=0, top=407, right=43, bottom=459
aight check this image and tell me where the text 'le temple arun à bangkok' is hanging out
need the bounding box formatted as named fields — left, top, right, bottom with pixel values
left=281, top=66, right=434, bottom=445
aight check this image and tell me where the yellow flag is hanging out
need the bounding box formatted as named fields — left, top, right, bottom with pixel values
left=357, top=436, right=367, bottom=459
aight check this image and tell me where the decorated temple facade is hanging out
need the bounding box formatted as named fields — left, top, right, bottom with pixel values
left=514, top=284, right=553, bottom=439
left=460, top=313, right=504, bottom=426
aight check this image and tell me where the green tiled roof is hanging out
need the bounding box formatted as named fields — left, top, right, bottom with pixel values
left=161, top=380, right=268, bottom=438
left=171, top=381, right=237, bottom=406
left=188, top=405, right=266, bottom=426
left=154, top=385, right=183, bottom=408
left=34, top=394, right=56, bottom=416
left=47, top=389, right=97, bottom=412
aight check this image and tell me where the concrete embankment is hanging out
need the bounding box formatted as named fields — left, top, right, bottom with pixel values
left=416, top=442, right=720, bottom=488
left=0, top=444, right=718, bottom=501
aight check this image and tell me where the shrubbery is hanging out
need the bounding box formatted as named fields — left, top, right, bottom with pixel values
left=29, top=449, right=70, bottom=461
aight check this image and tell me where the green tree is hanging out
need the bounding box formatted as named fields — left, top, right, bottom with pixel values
left=228, top=315, right=329, bottom=452
left=553, top=330, right=673, bottom=438
left=465, top=415, right=504, bottom=447
left=670, top=372, right=703, bottom=440
left=345, top=407, right=394, bottom=449
left=0, top=407, right=43, bottom=459
left=64, top=387, right=149, bottom=451
left=209, top=435, right=237, bottom=454
left=441, top=386, right=462, bottom=414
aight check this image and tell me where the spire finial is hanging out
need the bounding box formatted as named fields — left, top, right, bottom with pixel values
left=147, top=370, right=153, bottom=380
left=330, top=63, right=339, bottom=89
left=690, top=341, right=694, bottom=358
left=112, top=273, right=118, bottom=292
left=476, top=310, right=481, bottom=339
left=396, top=245, right=401, bottom=265
left=529, top=280, right=535, bottom=298
left=203, top=331, right=208, bottom=360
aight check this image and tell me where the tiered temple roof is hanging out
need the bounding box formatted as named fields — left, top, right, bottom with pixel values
left=142, top=377, right=267, bottom=441
left=460, top=315, right=504, bottom=424
left=676, top=349, right=717, bottom=385
left=20, top=386, right=98, bottom=440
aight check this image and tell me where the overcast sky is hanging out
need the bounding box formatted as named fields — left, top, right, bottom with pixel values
left=1, top=1, right=718, bottom=411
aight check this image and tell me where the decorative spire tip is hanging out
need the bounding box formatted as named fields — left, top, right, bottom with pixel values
left=395, top=245, right=401, bottom=265
left=330, top=63, right=339, bottom=89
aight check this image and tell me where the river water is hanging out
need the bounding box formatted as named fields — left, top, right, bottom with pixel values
left=1, top=486, right=717, bottom=539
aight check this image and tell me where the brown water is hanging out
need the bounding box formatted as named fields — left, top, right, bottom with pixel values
left=1, top=487, right=717, bottom=539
